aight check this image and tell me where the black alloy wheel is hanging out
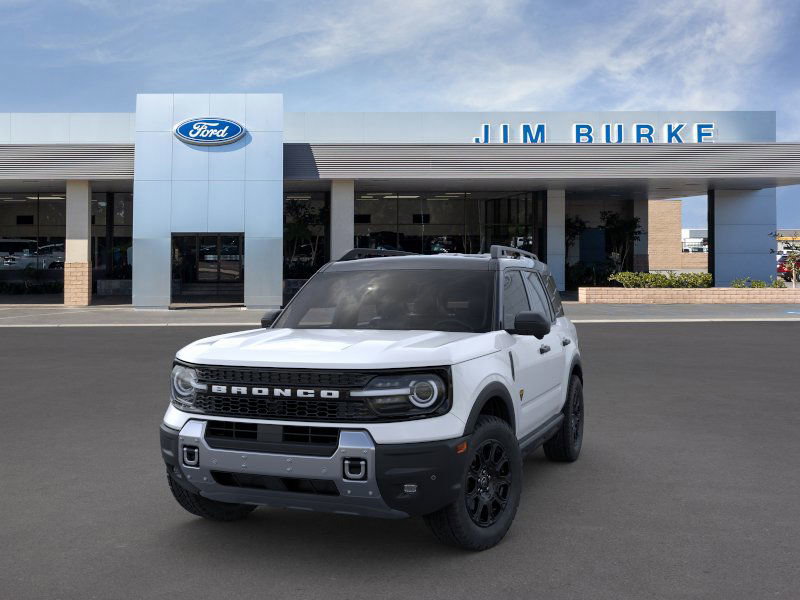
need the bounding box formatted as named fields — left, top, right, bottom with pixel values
left=423, top=415, right=522, bottom=551
left=465, top=439, right=512, bottom=527
left=570, top=387, right=584, bottom=446
left=543, top=375, right=584, bottom=462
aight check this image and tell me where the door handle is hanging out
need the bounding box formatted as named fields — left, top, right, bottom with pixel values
left=539, top=344, right=551, bottom=354
left=561, top=338, right=571, bottom=346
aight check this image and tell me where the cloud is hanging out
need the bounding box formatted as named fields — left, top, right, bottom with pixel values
left=7, top=0, right=799, bottom=127
left=238, top=0, right=521, bottom=85
left=427, top=0, right=789, bottom=111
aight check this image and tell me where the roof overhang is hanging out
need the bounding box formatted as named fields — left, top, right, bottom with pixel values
left=284, top=143, right=800, bottom=198
left=1, top=142, right=799, bottom=200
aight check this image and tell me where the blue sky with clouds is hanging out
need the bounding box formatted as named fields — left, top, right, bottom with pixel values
left=1, top=0, right=798, bottom=227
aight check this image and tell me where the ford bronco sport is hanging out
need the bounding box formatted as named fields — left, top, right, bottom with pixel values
left=160, top=246, right=584, bottom=550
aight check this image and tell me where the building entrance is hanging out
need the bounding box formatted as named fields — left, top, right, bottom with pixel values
left=171, top=234, right=244, bottom=303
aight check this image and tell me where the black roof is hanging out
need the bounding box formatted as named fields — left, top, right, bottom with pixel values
left=328, top=254, right=495, bottom=271
left=326, top=253, right=550, bottom=274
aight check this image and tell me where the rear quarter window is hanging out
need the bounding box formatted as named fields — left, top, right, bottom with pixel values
left=544, top=274, right=565, bottom=317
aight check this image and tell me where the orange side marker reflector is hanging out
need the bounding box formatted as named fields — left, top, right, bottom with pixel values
left=456, top=441, right=468, bottom=454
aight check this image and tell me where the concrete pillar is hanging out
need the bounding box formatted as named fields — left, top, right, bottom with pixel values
left=546, top=189, right=566, bottom=290
left=330, top=180, right=355, bottom=260
left=710, top=188, right=776, bottom=286
left=64, top=180, right=92, bottom=306
left=633, top=197, right=649, bottom=271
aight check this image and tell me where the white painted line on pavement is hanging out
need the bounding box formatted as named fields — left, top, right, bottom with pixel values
left=2, top=318, right=800, bottom=327
left=0, top=323, right=257, bottom=328
left=571, top=318, right=800, bottom=323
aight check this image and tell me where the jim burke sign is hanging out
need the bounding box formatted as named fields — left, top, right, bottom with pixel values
left=473, top=122, right=716, bottom=144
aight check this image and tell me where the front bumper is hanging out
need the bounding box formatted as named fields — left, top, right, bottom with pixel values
left=161, top=421, right=469, bottom=519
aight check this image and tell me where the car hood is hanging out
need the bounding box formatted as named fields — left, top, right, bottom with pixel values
left=176, top=328, right=500, bottom=369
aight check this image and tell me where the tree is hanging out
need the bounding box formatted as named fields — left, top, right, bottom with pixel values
left=770, top=230, right=800, bottom=288
left=565, top=215, right=587, bottom=258
left=599, top=211, right=643, bottom=273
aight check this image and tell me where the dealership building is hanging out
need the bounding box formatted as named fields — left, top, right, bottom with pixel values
left=1, top=93, right=799, bottom=308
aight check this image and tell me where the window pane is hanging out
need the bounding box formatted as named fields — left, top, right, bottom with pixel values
left=277, top=269, right=495, bottom=333
left=523, top=271, right=551, bottom=319
left=544, top=273, right=565, bottom=317
left=502, top=271, right=530, bottom=327
left=284, top=192, right=330, bottom=279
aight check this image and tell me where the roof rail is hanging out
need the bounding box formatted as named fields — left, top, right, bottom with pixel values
left=489, top=245, right=538, bottom=261
left=338, top=248, right=417, bottom=261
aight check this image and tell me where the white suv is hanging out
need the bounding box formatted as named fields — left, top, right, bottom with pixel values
left=160, top=246, right=584, bottom=550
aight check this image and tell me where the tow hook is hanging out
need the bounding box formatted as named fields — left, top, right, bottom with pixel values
left=343, top=457, right=367, bottom=481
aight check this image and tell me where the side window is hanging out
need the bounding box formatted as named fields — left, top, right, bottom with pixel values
left=502, top=271, right=530, bottom=328
left=544, top=273, right=565, bottom=317
left=523, top=271, right=552, bottom=321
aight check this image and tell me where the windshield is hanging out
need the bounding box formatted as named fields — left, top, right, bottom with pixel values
left=275, top=269, right=495, bottom=332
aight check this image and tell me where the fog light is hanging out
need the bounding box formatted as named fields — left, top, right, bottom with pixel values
left=403, top=484, right=418, bottom=494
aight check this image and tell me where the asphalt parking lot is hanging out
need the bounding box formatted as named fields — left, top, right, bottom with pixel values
left=1, top=323, right=798, bottom=599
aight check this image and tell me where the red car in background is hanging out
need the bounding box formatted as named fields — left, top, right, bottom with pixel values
left=777, top=256, right=800, bottom=281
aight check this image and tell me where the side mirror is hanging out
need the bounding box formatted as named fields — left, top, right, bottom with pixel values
left=260, top=309, right=282, bottom=328
left=509, top=311, right=551, bottom=339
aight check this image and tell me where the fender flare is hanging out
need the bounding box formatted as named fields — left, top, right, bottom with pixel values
left=463, top=381, right=516, bottom=436
left=559, top=354, right=584, bottom=413
left=570, top=355, right=583, bottom=384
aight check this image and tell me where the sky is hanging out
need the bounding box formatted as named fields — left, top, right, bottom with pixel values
left=0, top=0, right=798, bottom=228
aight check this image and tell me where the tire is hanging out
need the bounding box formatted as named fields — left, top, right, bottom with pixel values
left=167, top=473, right=256, bottom=521
left=543, top=375, right=584, bottom=462
left=424, top=415, right=522, bottom=551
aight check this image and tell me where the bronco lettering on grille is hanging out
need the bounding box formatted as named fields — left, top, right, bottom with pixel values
left=209, top=385, right=341, bottom=399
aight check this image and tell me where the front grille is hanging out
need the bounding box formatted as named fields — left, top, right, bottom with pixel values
left=194, top=393, right=371, bottom=421
left=211, top=471, right=339, bottom=496
left=204, top=421, right=340, bottom=456
left=206, top=420, right=257, bottom=440
left=196, top=367, right=372, bottom=389
left=282, top=425, right=338, bottom=445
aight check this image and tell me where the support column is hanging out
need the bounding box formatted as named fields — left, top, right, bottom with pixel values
left=64, top=180, right=92, bottom=306
left=330, top=180, right=355, bottom=260
left=633, top=197, right=649, bottom=271
left=546, top=189, right=566, bottom=290
left=647, top=199, right=683, bottom=272
left=711, top=188, right=776, bottom=287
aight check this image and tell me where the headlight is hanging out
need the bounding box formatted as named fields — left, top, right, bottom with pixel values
left=352, top=372, right=448, bottom=417
left=170, top=364, right=206, bottom=411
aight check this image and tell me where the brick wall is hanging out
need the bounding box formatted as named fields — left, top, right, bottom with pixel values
left=64, top=262, right=91, bottom=306
left=648, top=200, right=684, bottom=271
left=681, top=252, right=708, bottom=270
left=579, top=287, right=800, bottom=304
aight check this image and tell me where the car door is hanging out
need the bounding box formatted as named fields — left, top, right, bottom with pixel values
left=522, top=270, right=567, bottom=418
left=501, top=270, right=562, bottom=437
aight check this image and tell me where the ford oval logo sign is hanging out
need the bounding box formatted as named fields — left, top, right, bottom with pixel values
left=173, top=117, right=245, bottom=146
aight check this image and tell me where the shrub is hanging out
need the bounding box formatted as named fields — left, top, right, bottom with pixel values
left=771, top=276, right=787, bottom=288
left=731, top=277, right=749, bottom=288
left=731, top=277, right=784, bottom=289
left=607, top=271, right=713, bottom=288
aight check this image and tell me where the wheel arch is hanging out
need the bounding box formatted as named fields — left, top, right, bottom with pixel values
left=570, top=357, right=583, bottom=384
left=463, top=382, right=516, bottom=436
left=559, top=355, right=584, bottom=413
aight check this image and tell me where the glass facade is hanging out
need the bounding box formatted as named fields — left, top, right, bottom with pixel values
left=1, top=186, right=547, bottom=304
left=171, top=234, right=244, bottom=303
left=354, top=191, right=546, bottom=258
left=0, top=192, right=65, bottom=297
left=284, top=192, right=330, bottom=279
left=91, top=193, right=133, bottom=284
